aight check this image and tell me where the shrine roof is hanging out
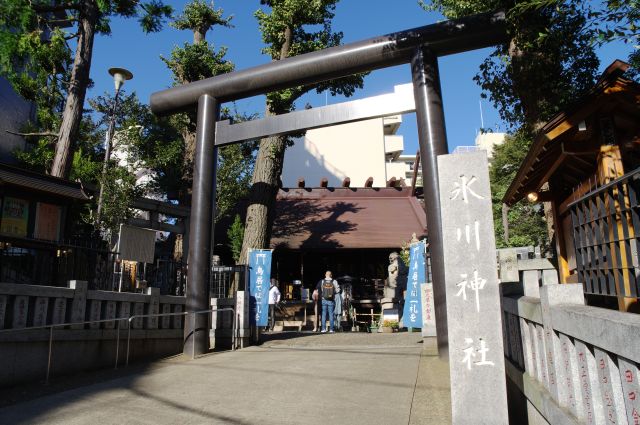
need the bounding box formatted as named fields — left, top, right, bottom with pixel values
left=270, top=186, right=427, bottom=250
left=0, top=163, right=89, bottom=201
left=503, top=60, right=640, bottom=206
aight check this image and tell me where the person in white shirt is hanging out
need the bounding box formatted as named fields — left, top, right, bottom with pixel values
left=268, top=279, right=281, bottom=331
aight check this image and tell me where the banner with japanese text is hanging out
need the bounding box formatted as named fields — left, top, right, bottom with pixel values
left=248, top=249, right=272, bottom=326
left=403, top=239, right=426, bottom=328
left=1, top=197, right=29, bottom=237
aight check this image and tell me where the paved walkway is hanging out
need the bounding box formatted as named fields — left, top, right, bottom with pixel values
left=0, top=333, right=451, bottom=425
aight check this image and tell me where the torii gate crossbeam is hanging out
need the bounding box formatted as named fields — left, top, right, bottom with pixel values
left=150, top=10, right=506, bottom=358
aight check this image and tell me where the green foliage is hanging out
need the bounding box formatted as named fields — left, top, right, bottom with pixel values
left=0, top=0, right=172, bottom=180
left=161, top=42, right=234, bottom=84
left=423, top=0, right=640, bottom=120
left=171, top=0, right=232, bottom=33
left=255, top=0, right=365, bottom=114
left=154, top=0, right=256, bottom=225
left=216, top=108, right=259, bottom=222
left=422, top=1, right=599, bottom=130
left=227, top=214, right=245, bottom=262
left=489, top=130, right=549, bottom=249
left=382, top=319, right=399, bottom=329
left=99, top=164, right=145, bottom=232
left=399, top=240, right=411, bottom=267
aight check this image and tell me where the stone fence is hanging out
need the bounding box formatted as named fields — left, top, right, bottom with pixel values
left=210, top=291, right=251, bottom=350
left=0, top=281, right=186, bottom=387
left=500, top=257, right=640, bottom=425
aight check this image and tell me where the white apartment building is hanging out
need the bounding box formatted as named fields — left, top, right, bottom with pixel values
left=281, top=84, right=413, bottom=188
left=452, top=132, right=506, bottom=160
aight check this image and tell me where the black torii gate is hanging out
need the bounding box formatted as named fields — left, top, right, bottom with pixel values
left=150, top=11, right=506, bottom=357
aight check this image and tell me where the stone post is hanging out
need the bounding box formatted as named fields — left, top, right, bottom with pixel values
left=12, top=296, right=28, bottom=329
left=173, top=304, right=183, bottom=329
left=69, top=280, right=88, bottom=329
left=236, top=290, right=250, bottom=348
left=420, top=283, right=436, bottom=337
left=618, top=357, right=640, bottom=425
left=161, top=304, right=171, bottom=329
left=118, top=301, right=131, bottom=328
left=133, top=302, right=144, bottom=329
left=33, top=297, right=49, bottom=327
left=88, top=300, right=102, bottom=329
left=497, top=249, right=519, bottom=283
left=52, top=298, right=67, bottom=325
left=103, top=301, right=116, bottom=330
left=146, top=287, right=160, bottom=329
left=0, top=295, right=7, bottom=329
left=437, top=151, right=508, bottom=424
left=539, top=283, right=584, bottom=411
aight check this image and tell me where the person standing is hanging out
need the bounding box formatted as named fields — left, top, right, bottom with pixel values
left=316, top=271, right=340, bottom=333
left=268, top=279, right=281, bottom=331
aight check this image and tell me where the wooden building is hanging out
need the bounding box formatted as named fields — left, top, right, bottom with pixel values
left=270, top=185, right=427, bottom=300
left=503, top=60, right=640, bottom=312
left=0, top=163, right=93, bottom=286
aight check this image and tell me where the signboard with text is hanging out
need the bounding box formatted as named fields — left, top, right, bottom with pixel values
left=1, top=197, right=29, bottom=237
left=437, top=151, right=507, bottom=424
left=248, top=249, right=272, bottom=326
left=402, top=240, right=426, bottom=328
left=34, top=202, right=61, bottom=241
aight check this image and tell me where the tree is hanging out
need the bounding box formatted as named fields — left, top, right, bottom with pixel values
left=0, top=0, right=172, bottom=179
left=227, top=214, right=245, bottom=262
left=87, top=91, right=151, bottom=233
left=238, top=0, right=365, bottom=264
left=160, top=0, right=234, bottom=205
left=421, top=1, right=599, bottom=132
left=490, top=130, right=548, bottom=248
left=420, top=1, right=604, bottom=249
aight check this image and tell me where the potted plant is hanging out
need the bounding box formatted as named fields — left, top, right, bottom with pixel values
left=381, top=319, right=399, bottom=333
left=369, top=317, right=380, bottom=333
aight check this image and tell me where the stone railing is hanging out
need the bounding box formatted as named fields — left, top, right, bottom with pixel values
left=0, top=280, right=185, bottom=331
left=0, top=281, right=186, bottom=387
left=500, top=257, right=640, bottom=425
left=210, top=291, right=251, bottom=349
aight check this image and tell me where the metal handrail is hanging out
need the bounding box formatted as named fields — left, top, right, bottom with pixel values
left=0, top=317, right=129, bottom=384
left=0, top=306, right=237, bottom=384
left=125, top=307, right=236, bottom=365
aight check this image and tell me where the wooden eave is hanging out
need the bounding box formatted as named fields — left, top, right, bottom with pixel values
left=503, top=61, right=640, bottom=206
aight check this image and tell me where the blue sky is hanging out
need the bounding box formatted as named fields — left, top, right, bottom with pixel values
left=88, top=0, right=635, bottom=154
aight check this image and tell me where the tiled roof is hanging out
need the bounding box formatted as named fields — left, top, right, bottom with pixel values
left=0, top=164, right=89, bottom=200
left=271, top=187, right=427, bottom=250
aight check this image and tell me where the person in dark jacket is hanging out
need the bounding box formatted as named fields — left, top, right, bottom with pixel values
left=316, top=271, right=340, bottom=333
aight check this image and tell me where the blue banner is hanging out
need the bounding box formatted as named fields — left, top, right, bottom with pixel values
left=403, top=240, right=426, bottom=328
left=248, top=249, right=272, bottom=326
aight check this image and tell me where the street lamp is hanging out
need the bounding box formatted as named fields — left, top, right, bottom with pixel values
left=95, top=67, right=133, bottom=229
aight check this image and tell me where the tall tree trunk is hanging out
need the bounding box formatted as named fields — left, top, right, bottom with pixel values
left=238, top=25, right=292, bottom=264
left=50, top=0, right=99, bottom=179
left=238, top=133, right=286, bottom=264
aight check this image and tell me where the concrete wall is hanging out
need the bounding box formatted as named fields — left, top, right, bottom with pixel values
left=282, top=118, right=388, bottom=187
left=499, top=254, right=640, bottom=424
left=0, top=77, right=33, bottom=164
left=0, top=281, right=186, bottom=387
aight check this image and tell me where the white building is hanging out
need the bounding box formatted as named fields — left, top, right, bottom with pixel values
left=281, top=84, right=413, bottom=188
left=452, top=132, right=506, bottom=161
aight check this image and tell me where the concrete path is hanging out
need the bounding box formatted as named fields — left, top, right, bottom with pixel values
left=0, top=333, right=451, bottom=425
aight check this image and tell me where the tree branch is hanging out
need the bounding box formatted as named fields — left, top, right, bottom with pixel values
left=6, top=130, right=59, bottom=138
left=32, top=2, right=80, bottom=13
left=45, top=18, right=78, bottom=27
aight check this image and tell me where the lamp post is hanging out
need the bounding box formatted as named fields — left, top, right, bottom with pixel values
left=95, top=67, right=133, bottom=230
